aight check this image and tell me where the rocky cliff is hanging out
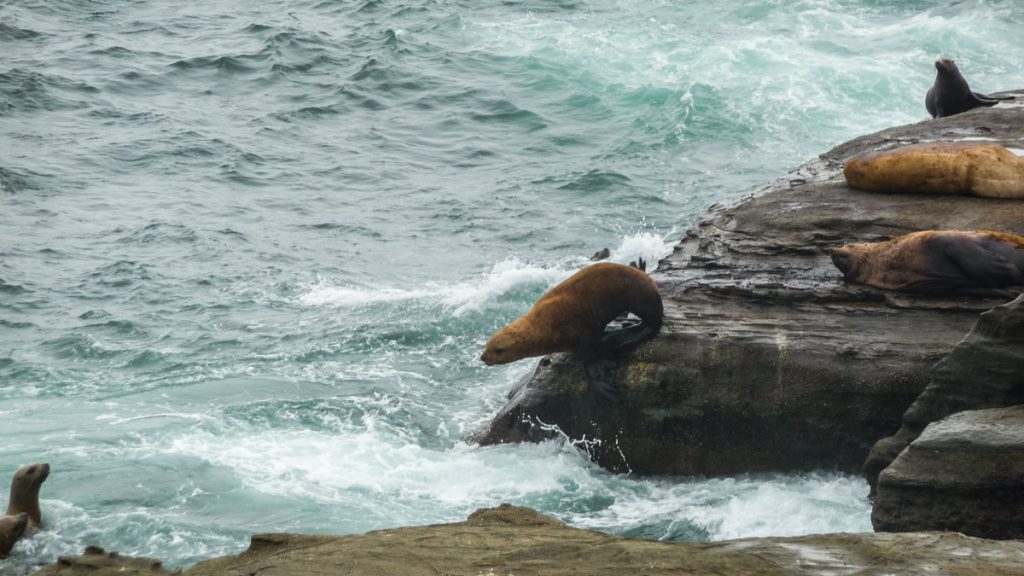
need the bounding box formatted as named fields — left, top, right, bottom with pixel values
left=474, top=93, right=1024, bottom=477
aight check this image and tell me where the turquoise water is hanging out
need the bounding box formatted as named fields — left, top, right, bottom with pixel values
left=2, top=0, right=1023, bottom=570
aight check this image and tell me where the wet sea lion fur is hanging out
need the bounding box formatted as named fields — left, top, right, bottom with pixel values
left=831, top=230, right=1024, bottom=296
left=481, top=262, right=663, bottom=398
left=843, top=142, right=1024, bottom=199
left=0, top=512, right=29, bottom=559
left=925, top=58, right=1012, bottom=119
left=6, top=463, right=49, bottom=529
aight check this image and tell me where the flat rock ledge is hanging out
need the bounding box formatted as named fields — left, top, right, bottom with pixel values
left=473, top=92, right=1024, bottom=477
left=873, top=404, right=1024, bottom=539
left=35, top=504, right=1024, bottom=576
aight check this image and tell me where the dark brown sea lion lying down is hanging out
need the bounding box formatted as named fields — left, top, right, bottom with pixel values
left=481, top=262, right=663, bottom=399
left=831, top=230, right=1024, bottom=296
left=843, top=142, right=1024, bottom=199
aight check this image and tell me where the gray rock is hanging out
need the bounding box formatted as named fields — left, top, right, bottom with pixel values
left=474, top=93, right=1024, bottom=477
left=873, top=405, right=1024, bottom=539
left=865, top=292, right=1024, bottom=492
left=36, top=505, right=1024, bottom=576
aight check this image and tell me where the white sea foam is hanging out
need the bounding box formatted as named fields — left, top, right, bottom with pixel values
left=161, top=428, right=599, bottom=518
left=298, top=231, right=673, bottom=316
left=570, top=473, right=871, bottom=540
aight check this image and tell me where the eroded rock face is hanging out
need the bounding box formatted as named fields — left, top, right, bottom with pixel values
left=474, top=94, right=1024, bottom=477
left=864, top=292, right=1024, bottom=491
left=872, top=405, right=1024, bottom=539
left=36, top=505, right=1024, bottom=576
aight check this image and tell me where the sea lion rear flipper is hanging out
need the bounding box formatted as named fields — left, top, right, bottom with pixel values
left=600, top=320, right=658, bottom=351
left=972, top=91, right=1015, bottom=103
left=941, top=237, right=1022, bottom=288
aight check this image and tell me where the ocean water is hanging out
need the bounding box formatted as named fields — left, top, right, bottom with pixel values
left=2, top=0, right=1022, bottom=570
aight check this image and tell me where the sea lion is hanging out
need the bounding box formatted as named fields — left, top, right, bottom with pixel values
left=6, top=463, right=49, bottom=529
left=480, top=262, right=663, bottom=398
left=925, top=58, right=1012, bottom=118
left=831, top=230, right=1024, bottom=296
left=843, top=142, right=1024, bottom=199
left=0, top=512, right=28, bottom=559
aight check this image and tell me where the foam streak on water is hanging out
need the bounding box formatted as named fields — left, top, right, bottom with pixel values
left=2, top=0, right=1023, bottom=571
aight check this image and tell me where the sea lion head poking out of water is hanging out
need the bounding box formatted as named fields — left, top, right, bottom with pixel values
left=831, top=230, right=1024, bottom=296
left=0, top=512, right=29, bottom=559
left=481, top=262, right=663, bottom=372
left=6, top=463, right=50, bottom=529
left=925, top=58, right=1011, bottom=118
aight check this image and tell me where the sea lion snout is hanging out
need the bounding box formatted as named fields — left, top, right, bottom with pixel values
left=830, top=247, right=855, bottom=276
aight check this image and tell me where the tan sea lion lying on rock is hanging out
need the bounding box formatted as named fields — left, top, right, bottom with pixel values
left=843, top=142, right=1024, bottom=199
left=481, top=262, right=663, bottom=399
left=831, top=230, right=1024, bottom=297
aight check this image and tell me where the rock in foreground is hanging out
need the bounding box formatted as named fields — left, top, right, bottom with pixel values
left=873, top=405, right=1024, bottom=539
left=36, top=505, right=1024, bottom=576
left=474, top=93, right=1024, bottom=477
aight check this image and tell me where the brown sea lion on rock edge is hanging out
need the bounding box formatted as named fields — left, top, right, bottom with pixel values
left=925, top=58, right=1013, bottom=118
left=0, top=512, right=28, bottom=559
left=843, top=142, right=1024, bottom=199
left=481, top=262, right=663, bottom=399
left=7, top=463, right=49, bottom=529
left=831, top=230, right=1024, bottom=296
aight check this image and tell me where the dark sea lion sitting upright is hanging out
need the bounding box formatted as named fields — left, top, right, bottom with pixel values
left=6, top=463, right=50, bottom=529
left=0, top=512, right=28, bottom=559
left=925, top=58, right=1013, bottom=118
left=831, top=230, right=1024, bottom=296
left=481, top=262, right=663, bottom=398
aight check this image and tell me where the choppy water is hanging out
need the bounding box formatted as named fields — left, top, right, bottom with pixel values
left=2, top=0, right=1022, bottom=570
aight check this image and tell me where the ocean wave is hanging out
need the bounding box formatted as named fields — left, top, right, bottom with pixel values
left=0, top=22, right=44, bottom=41
left=298, top=232, right=671, bottom=314
left=0, top=68, right=96, bottom=114
left=568, top=471, right=871, bottom=541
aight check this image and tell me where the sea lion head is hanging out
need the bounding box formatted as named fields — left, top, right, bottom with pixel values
left=935, top=58, right=959, bottom=75
left=480, top=318, right=535, bottom=365
left=830, top=243, right=873, bottom=282
left=13, top=463, right=50, bottom=489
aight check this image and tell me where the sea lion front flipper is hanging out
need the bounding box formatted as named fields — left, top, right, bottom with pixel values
left=941, top=237, right=1022, bottom=288
left=582, top=350, right=618, bottom=402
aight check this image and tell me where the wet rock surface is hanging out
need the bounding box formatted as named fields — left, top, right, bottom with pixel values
left=474, top=93, right=1024, bottom=477
left=35, top=505, right=1024, bottom=576
left=872, top=404, right=1024, bottom=539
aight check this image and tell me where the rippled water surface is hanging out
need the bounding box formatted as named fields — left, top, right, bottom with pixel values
left=3, top=0, right=1023, bottom=570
